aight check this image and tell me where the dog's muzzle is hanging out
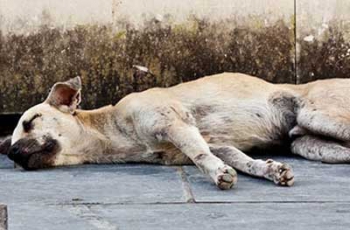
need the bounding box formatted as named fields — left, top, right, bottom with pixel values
left=8, top=137, right=58, bottom=170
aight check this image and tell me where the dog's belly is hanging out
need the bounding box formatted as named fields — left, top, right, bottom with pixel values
left=199, top=122, right=286, bottom=151
left=194, top=98, right=297, bottom=151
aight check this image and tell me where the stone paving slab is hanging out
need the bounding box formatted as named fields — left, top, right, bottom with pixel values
left=8, top=204, right=92, bottom=230
left=0, top=205, right=6, bottom=230
left=92, top=203, right=350, bottom=230
left=8, top=203, right=350, bottom=230
left=184, top=156, right=350, bottom=202
left=0, top=165, right=186, bottom=205
left=2, top=152, right=350, bottom=229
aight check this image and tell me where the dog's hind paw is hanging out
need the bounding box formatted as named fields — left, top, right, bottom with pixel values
left=215, top=165, right=238, bottom=190
left=266, top=159, right=294, bottom=186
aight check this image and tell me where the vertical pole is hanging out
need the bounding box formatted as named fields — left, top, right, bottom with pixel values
left=294, top=0, right=298, bottom=84
left=0, top=205, right=7, bottom=230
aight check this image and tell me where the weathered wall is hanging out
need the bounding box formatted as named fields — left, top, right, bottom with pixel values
left=2, top=1, right=349, bottom=114
left=297, top=0, right=350, bottom=83
left=0, top=0, right=295, bottom=113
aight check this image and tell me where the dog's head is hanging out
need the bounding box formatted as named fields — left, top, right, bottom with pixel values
left=1, top=77, right=84, bottom=170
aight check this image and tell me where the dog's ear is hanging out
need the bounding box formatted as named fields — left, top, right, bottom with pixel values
left=0, top=137, right=12, bottom=156
left=45, top=76, right=82, bottom=114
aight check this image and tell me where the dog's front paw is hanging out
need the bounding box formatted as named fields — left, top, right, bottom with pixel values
left=215, top=165, right=237, bottom=190
left=266, top=159, right=294, bottom=186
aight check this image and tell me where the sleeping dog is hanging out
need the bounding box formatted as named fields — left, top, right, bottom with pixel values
left=1, top=73, right=350, bottom=190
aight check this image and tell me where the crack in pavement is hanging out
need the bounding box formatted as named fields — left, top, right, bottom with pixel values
left=67, top=205, right=118, bottom=230
left=52, top=200, right=350, bottom=207
left=176, top=166, right=195, bottom=203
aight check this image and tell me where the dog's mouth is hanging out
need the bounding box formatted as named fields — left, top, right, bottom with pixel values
left=8, top=137, right=59, bottom=170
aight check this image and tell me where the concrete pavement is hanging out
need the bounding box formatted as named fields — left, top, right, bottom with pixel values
left=1, top=150, right=350, bottom=229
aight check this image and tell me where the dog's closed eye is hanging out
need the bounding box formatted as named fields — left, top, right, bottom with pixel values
left=23, top=114, right=42, bottom=132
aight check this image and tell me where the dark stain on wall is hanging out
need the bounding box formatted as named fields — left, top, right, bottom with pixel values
left=0, top=17, right=295, bottom=113
left=297, top=21, right=350, bottom=83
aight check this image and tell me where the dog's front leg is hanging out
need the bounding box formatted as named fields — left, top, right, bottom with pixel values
left=164, top=121, right=237, bottom=190
left=210, top=145, right=294, bottom=186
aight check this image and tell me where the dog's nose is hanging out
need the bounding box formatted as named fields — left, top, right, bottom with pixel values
left=8, top=143, right=34, bottom=170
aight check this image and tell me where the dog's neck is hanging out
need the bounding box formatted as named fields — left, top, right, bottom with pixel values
left=69, top=107, right=146, bottom=164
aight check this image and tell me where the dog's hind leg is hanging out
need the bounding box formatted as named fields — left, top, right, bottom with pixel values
left=297, top=106, right=350, bottom=142
left=291, top=135, right=350, bottom=163
left=210, top=145, right=294, bottom=186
